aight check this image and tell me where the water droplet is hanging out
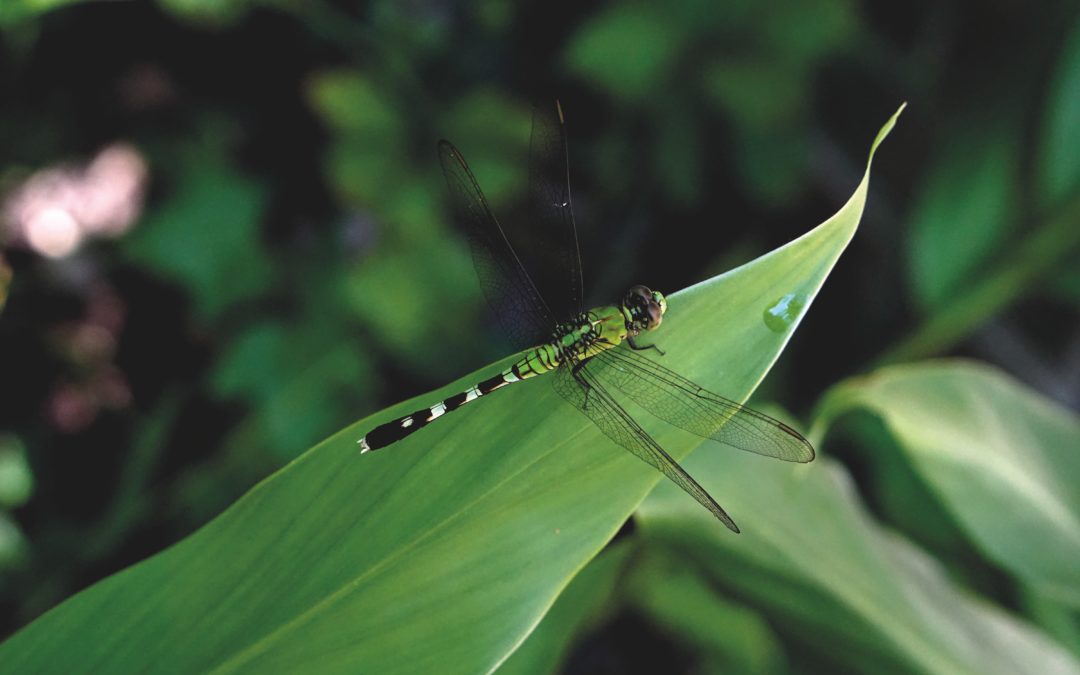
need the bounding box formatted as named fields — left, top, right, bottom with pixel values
left=763, top=293, right=806, bottom=333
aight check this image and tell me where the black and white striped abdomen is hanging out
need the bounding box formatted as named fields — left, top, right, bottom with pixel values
left=359, top=360, right=528, bottom=452
left=358, top=317, right=602, bottom=453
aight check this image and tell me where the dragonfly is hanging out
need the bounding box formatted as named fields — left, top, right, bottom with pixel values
left=359, top=101, right=814, bottom=532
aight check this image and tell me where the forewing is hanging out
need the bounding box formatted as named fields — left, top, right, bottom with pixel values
left=553, top=362, right=739, bottom=532
left=591, top=347, right=815, bottom=463
left=526, top=100, right=584, bottom=325
left=438, top=140, right=553, bottom=349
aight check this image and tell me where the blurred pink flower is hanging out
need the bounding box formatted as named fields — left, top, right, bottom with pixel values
left=2, top=143, right=149, bottom=258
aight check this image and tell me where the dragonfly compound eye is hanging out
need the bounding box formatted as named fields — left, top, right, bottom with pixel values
left=644, top=298, right=663, bottom=330
left=623, top=285, right=663, bottom=331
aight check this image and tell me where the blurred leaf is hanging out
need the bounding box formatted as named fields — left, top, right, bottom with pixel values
left=908, top=110, right=1020, bottom=311
left=625, top=549, right=786, bottom=674
left=0, top=512, right=26, bottom=569
left=309, top=71, right=394, bottom=137
left=731, top=125, right=809, bottom=205
left=1025, top=587, right=1080, bottom=660
left=831, top=412, right=970, bottom=555
left=700, top=57, right=811, bottom=203
left=638, top=454, right=1080, bottom=675
left=325, top=142, right=405, bottom=208
left=702, top=57, right=805, bottom=131
left=443, top=91, right=532, bottom=207
left=257, top=344, right=368, bottom=460
left=497, top=542, right=631, bottom=675
left=817, top=361, right=1080, bottom=606
left=213, top=319, right=372, bottom=460
left=1040, top=12, right=1080, bottom=207
left=213, top=322, right=292, bottom=402
left=344, top=235, right=479, bottom=376
left=0, top=0, right=83, bottom=24
left=881, top=193, right=1080, bottom=364
left=694, top=0, right=854, bottom=205
left=156, top=0, right=251, bottom=26
left=564, top=4, right=680, bottom=101
left=0, top=435, right=33, bottom=509
left=124, top=160, right=269, bottom=321
left=311, top=80, right=513, bottom=380
left=308, top=70, right=406, bottom=207
left=654, top=106, right=703, bottom=207
left=0, top=253, right=9, bottom=314
left=0, top=107, right=900, bottom=674
left=1049, top=261, right=1080, bottom=305
left=761, top=0, right=857, bottom=62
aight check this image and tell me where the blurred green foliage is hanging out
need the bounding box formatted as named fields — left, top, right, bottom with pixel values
left=126, top=158, right=270, bottom=320
left=0, top=0, right=1078, bottom=673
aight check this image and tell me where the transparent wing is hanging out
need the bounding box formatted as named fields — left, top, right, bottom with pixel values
left=553, top=361, right=740, bottom=532
left=526, top=100, right=584, bottom=325
left=438, top=140, right=554, bottom=349
left=591, top=347, right=815, bottom=463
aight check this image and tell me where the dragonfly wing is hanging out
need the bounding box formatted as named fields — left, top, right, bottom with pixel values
left=527, top=100, right=584, bottom=325
left=553, top=362, right=740, bottom=532
left=439, top=140, right=554, bottom=349
left=591, top=348, right=815, bottom=463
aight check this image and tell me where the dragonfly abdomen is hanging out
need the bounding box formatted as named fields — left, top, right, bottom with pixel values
left=358, top=348, right=558, bottom=453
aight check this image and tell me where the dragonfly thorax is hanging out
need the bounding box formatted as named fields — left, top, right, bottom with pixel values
left=621, top=285, right=668, bottom=334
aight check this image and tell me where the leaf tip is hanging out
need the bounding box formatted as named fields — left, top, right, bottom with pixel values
left=869, top=102, right=907, bottom=159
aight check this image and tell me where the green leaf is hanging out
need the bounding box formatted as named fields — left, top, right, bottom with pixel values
left=124, top=160, right=269, bottom=322
left=828, top=412, right=972, bottom=558
left=0, top=106, right=902, bottom=674
left=908, top=109, right=1020, bottom=310
left=702, top=57, right=805, bottom=131
left=564, top=5, right=681, bottom=101
left=213, top=322, right=295, bottom=402
left=496, top=542, right=631, bottom=675
left=880, top=194, right=1080, bottom=364
left=0, top=0, right=84, bottom=24
left=817, top=360, right=1080, bottom=606
left=1041, top=13, right=1080, bottom=207
left=0, top=512, right=26, bottom=569
left=256, top=344, right=369, bottom=461
left=1024, top=587, right=1080, bottom=661
left=307, top=70, right=406, bottom=207
left=343, top=234, right=481, bottom=377
left=0, top=435, right=33, bottom=509
left=637, top=454, right=1080, bottom=675
left=442, top=91, right=532, bottom=208
left=759, top=0, right=857, bottom=62
left=156, top=0, right=251, bottom=27
left=1049, top=257, right=1080, bottom=306
left=308, top=70, right=400, bottom=146
left=624, top=549, right=787, bottom=674
left=652, top=105, right=705, bottom=207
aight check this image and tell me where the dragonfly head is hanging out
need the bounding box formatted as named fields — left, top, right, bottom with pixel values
left=623, top=285, right=668, bottom=333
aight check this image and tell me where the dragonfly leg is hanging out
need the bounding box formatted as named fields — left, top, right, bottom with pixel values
left=627, top=336, right=665, bottom=356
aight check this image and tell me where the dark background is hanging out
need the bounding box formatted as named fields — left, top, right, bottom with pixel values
left=1, top=0, right=1078, bottom=670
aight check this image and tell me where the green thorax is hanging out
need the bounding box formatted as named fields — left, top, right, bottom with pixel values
left=574, top=305, right=628, bottom=360
left=554, top=284, right=669, bottom=363
left=516, top=286, right=668, bottom=379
